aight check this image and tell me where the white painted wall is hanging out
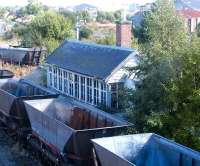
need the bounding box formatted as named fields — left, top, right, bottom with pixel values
left=106, top=53, right=138, bottom=84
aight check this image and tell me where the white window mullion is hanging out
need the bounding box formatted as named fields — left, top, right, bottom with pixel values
left=73, top=73, right=75, bottom=97
left=67, top=72, right=70, bottom=95
left=79, top=75, right=81, bottom=100
left=61, top=70, right=65, bottom=93
left=47, top=66, right=50, bottom=87
left=85, top=77, right=87, bottom=103
left=99, top=81, right=101, bottom=105
left=92, top=78, right=94, bottom=105
left=57, top=67, right=59, bottom=90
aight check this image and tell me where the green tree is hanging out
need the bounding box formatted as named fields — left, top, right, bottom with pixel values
left=96, top=11, right=106, bottom=23
left=197, top=23, right=200, bottom=37
left=76, top=10, right=91, bottom=22
left=14, top=11, right=73, bottom=53
left=79, top=27, right=93, bottom=40
left=59, top=10, right=76, bottom=25
left=123, top=0, right=200, bottom=151
left=96, top=33, right=115, bottom=45
left=130, top=0, right=186, bottom=113
left=17, top=0, right=45, bottom=17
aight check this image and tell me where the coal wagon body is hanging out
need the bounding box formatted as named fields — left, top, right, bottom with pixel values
left=0, top=70, right=14, bottom=78
left=0, top=78, right=59, bottom=132
left=24, top=97, right=131, bottom=165
left=92, top=133, right=200, bottom=166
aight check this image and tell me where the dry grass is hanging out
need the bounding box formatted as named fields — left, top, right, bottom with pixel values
left=0, top=61, right=35, bottom=77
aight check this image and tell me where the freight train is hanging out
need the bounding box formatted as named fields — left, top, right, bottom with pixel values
left=0, top=75, right=199, bottom=166
left=0, top=77, right=130, bottom=166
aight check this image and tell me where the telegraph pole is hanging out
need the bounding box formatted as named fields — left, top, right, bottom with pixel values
left=76, top=16, right=81, bottom=40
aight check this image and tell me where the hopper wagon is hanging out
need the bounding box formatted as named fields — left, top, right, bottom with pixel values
left=0, top=78, right=59, bottom=133
left=92, top=133, right=200, bottom=166
left=0, top=70, right=14, bottom=79
left=24, top=97, right=131, bottom=166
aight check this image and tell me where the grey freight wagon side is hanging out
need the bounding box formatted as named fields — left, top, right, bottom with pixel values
left=24, top=97, right=131, bottom=166
left=0, top=70, right=14, bottom=78
left=0, top=78, right=59, bottom=132
left=92, top=133, right=200, bottom=166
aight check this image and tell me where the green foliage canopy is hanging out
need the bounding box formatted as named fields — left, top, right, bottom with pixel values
left=123, top=0, right=200, bottom=151
left=14, top=11, right=73, bottom=53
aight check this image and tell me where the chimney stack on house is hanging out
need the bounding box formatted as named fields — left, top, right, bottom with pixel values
left=116, top=22, right=132, bottom=48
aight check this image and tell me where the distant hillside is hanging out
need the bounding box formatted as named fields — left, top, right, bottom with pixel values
left=73, top=3, right=98, bottom=12
left=175, top=0, right=200, bottom=11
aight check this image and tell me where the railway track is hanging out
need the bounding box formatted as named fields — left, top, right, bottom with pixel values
left=0, top=122, right=43, bottom=166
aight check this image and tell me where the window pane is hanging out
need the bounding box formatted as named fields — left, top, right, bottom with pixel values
left=53, top=67, right=57, bottom=89
left=81, top=76, right=85, bottom=101
left=87, top=78, right=92, bottom=103
left=74, top=75, right=79, bottom=99
left=64, top=71, right=68, bottom=94
left=94, top=80, right=99, bottom=105
left=69, top=73, right=74, bottom=96
left=58, top=69, right=63, bottom=91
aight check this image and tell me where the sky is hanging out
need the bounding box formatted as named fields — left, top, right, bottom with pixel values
left=0, top=0, right=154, bottom=11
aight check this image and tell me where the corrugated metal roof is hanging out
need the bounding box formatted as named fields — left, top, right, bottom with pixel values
left=46, top=40, right=135, bottom=80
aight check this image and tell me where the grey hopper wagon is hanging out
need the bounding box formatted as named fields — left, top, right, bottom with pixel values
left=0, top=70, right=14, bottom=79
left=0, top=78, right=59, bottom=132
left=24, top=97, right=131, bottom=166
left=92, top=133, right=200, bottom=166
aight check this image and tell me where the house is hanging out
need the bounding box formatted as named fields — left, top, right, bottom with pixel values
left=175, top=0, right=200, bottom=33
left=0, top=46, right=46, bottom=65
left=178, top=8, right=200, bottom=32
left=45, top=21, right=136, bottom=109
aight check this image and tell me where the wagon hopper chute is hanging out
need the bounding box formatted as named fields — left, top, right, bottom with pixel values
left=92, top=133, right=200, bottom=166
left=24, top=97, right=131, bottom=165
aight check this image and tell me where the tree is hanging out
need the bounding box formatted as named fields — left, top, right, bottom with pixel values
left=130, top=0, right=186, bottom=113
left=96, top=33, right=115, bottom=45
left=197, top=23, right=200, bottom=37
left=17, top=0, right=45, bottom=17
left=79, top=27, right=93, bottom=40
left=14, top=11, right=73, bottom=53
left=76, top=10, right=91, bottom=22
left=123, top=0, right=200, bottom=150
left=96, top=11, right=106, bottom=23
left=59, top=10, right=76, bottom=25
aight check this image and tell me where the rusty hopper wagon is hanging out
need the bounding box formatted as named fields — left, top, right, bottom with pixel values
left=92, top=133, right=200, bottom=166
left=24, top=97, right=131, bottom=166
left=0, top=78, right=59, bottom=133
left=0, top=70, right=14, bottom=78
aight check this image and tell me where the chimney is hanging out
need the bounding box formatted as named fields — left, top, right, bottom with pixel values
left=116, top=22, right=132, bottom=48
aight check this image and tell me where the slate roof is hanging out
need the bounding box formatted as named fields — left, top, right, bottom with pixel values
left=46, top=40, right=135, bottom=80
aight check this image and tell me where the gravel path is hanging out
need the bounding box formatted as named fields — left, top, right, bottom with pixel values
left=0, top=126, right=42, bottom=166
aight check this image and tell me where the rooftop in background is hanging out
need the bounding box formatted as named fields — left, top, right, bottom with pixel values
left=178, top=8, right=200, bottom=18
left=45, top=40, right=135, bottom=80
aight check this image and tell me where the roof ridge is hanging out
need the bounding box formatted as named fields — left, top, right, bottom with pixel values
left=65, top=39, right=135, bottom=52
